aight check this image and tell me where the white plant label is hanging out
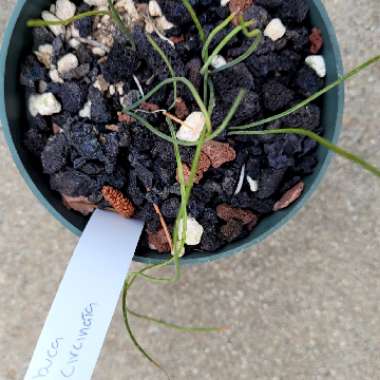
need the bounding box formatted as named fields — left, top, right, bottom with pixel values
left=24, top=209, right=144, bottom=380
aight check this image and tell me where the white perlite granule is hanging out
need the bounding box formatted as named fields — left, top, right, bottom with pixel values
left=79, top=100, right=92, bottom=119
left=176, top=112, right=206, bottom=142
left=211, top=55, right=227, bottom=69
left=305, top=55, right=326, bottom=78
left=178, top=217, right=204, bottom=246
left=264, top=18, right=286, bottom=41
left=55, top=0, right=76, bottom=20
left=148, top=0, right=162, bottom=17
left=28, top=93, right=62, bottom=117
left=57, top=53, right=79, bottom=74
left=35, top=44, right=54, bottom=68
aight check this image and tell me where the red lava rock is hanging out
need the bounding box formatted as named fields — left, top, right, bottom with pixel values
left=140, top=102, right=160, bottom=112
left=202, top=140, right=237, bottom=169
left=170, top=35, right=185, bottom=44
left=148, top=228, right=171, bottom=253
left=216, top=203, right=258, bottom=226
left=198, top=151, right=212, bottom=173
left=273, top=181, right=304, bottom=211
left=62, top=194, right=96, bottom=216
left=175, top=97, right=190, bottom=119
left=309, top=28, right=323, bottom=54
left=177, top=154, right=211, bottom=185
left=118, top=112, right=135, bottom=124
left=229, top=0, right=253, bottom=25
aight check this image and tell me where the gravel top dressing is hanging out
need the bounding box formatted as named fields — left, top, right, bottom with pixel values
left=21, top=0, right=328, bottom=257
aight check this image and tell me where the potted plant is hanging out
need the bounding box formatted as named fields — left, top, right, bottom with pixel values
left=0, top=0, right=379, bottom=375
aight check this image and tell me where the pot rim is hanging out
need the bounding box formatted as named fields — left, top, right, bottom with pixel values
left=0, top=0, right=344, bottom=265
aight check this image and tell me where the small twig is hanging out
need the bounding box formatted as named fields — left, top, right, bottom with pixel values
left=163, top=111, right=193, bottom=130
left=152, top=203, right=173, bottom=251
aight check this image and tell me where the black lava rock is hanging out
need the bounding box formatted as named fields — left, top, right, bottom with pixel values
left=256, top=168, right=287, bottom=199
left=53, top=82, right=87, bottom=114
left=50, top=169, right=96, bottom=197
left=158, top=0, right=192, bottom=24
left=243, top=4, right=270, bottom=30
left=102, top=133, right=119, bottom=173
left=41, top=133, right=68, bottom=174
left=32, top=27, right=54, bottom=48
left=246, top=52, right=278, bottom=77
left=287, top=27, right=309, bottom=52
left=256, top=0, right=283, bottom=8
left=24, top=129, right=48, bottom=156
left=278, top=0, right=309, bottom=24
left=127, top=171, right=145, bottom=206
left=214, top=63, right=255, bottom=97
left=263, top=80, right=295, bottom=111
left=200, top=229, right=223, bottom=251
left=20, top=55, right=47, bottom=88
left=89, top=87, right=112, bottom=123
left=68, top=122, right=104, bottom=161
left=101, top=41, right=137, bottom=83
left=232, top=91, right=262, bottom=124
left=161, top=197, right=180, bottom=219
left=296, top=66, right=325, bottom=97
left=74, top=4, right=93, bottom=37
left=282, top=104, right=321, bottom=131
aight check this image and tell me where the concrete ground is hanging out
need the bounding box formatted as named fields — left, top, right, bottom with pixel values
left=0, top=0, right=379, bottom=379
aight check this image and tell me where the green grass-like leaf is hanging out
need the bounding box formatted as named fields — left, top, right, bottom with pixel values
left=124, top=76, right=212, bottom=134
left=212, top=29, right=262, bottom=73
left=231, top=55, right=380, bottom=130
left=182, top=0, right=206, bottom=43
left=229, top=128, right=380, bottom=178
left=27, top=10, right=109, bottom=27
left=127, top=307, right=226, bottom=333
left=202, top=12, right=236, bottom=61
left=200, top=19, right=255, bottom=75
left=146, top=34, right=177, bottom=110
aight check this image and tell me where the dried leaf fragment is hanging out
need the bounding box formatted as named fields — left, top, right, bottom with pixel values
left=102, top=186, right=135, bottom=218
left=273, top=181, right=304, bottom=211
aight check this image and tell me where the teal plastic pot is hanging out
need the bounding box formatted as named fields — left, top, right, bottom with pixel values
left=0, top=0, right=344, bottom=265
